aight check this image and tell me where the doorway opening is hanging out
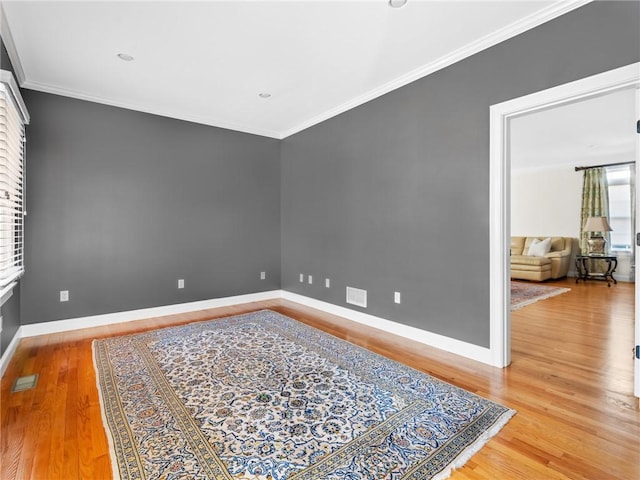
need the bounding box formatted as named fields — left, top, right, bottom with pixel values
left=489, top=62, right=640, bottom=399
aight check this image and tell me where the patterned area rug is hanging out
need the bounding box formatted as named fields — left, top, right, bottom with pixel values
left=93, top=310, right=515, bottom=480
left=511, top=281, right=570, bottom=310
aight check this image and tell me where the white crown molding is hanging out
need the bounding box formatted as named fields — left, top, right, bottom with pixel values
left=21, top=79, right=283, bottom=139
left=281, top=291, right=496, bottom=367
left=0, top=2, right=26, bottom=86
left=13, top=1, right=590, bottom=140
left=280, top=0, right=593, bottom=138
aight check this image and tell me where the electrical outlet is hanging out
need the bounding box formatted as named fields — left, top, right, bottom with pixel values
left=299, top=273, right=304, bottom=283
left=260, top=271, right=266, bottom=280
left=178, top=279, right=185, bottom=289
left=325, top=278, right=330, bottom=288
left=308, top=275, right=313, bottom=284
left=394, top=291, right=401, bottom=304
left=60, top=290, right=69, bottom=302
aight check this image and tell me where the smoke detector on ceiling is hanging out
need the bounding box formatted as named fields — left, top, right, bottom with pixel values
left=389, top=0, right=408, bottom=8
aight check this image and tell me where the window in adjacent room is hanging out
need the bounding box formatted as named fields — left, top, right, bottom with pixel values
left=0, top=70, right=30, bottom=302
left=606, top=164, right=633, bottom=252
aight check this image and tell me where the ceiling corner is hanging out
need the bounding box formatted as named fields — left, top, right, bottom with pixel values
left=0, top=3, right=27, bottom=86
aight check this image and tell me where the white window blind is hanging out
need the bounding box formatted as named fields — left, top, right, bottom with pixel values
left=0, top=70, right=29, bottom=297
left=606, top=165, right=633, bottom=252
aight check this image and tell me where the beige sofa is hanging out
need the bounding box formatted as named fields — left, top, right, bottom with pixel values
left=510, top=237, right=573, bottom=281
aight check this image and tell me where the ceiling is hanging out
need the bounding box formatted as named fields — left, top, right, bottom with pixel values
left=510, top=87, right=637, bottom=172
left=1, top=1, right=589, bottom=139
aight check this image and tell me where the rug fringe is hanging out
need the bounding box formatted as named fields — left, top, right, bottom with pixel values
left=511, top=287, right=570, bottom=310
left=92, top=310, right=516, bottom=479
left=430, top=409, right=516, bottom=480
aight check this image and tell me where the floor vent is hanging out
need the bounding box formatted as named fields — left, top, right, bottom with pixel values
left=346, top=286, right=367, bottom=308
left=11, top=374, right=38, bottom=393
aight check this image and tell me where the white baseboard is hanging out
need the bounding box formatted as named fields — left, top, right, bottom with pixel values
left=0, top=325, right=24, bottom=378
left=614, top=274, right=634, bottom=283
left=1, top=290, right=283, bottom=378
left=281, top=291, right=495, bottom=366
left=19, top=290, right=282, bottom=338
left=2, top=288, right=497, bottom=378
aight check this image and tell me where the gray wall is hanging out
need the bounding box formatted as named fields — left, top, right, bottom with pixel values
left=3, top=1, right=639, bottom=353
left=1, top=39, right=22, bottom=355
left=20, top=91, right=281, bottom=325
left=281, top=1, right=640, bottom=347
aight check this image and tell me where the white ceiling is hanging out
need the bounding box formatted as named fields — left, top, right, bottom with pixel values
left=1, top=1, right=589, bottom=139
left=510, top=87, right=637, bottom=172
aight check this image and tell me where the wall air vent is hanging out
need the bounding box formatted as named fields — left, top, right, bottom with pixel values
left=346, top=286, right=367, bottom=308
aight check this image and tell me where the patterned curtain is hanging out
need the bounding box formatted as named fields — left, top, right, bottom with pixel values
left=580, top=167, right=610, bottom=254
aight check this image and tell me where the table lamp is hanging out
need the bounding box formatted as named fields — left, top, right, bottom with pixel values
left=583, top=216, right=613, bottom=254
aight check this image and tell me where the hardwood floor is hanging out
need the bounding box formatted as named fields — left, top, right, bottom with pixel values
left=1, top=279, right=639, bottom=479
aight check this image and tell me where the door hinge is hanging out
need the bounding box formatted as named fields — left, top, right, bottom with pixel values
left=637, top=232, right=640, bottom=247
left=636, top=345, right=640, bottom=360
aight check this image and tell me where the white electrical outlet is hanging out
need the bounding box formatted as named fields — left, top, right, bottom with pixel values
left=325, top=278, right=330, bottom=288
left=394, top=291, right=401, bottom=304
left=60, top=290, right=69, bottom=302
left=308, top=275, right=313, bottom=284
left=178, top=279, right=185, bottom=289
left=299, top=273, right=304, bottom=283
left=260, top=271, right=266, bottom=280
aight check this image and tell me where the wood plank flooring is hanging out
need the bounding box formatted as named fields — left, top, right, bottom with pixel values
left=1, top=278, right=639, bottom=479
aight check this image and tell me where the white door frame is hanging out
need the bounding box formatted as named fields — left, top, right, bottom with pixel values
left=635, top=85, right=640, bottom=398
left=489, top=62, right=640, bottom=370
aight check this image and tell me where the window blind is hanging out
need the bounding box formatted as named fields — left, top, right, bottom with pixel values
left=0, top=71, right=29, bottom=296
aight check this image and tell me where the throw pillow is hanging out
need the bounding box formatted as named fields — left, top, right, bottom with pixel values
left=527, top=237, right=552, bottom=257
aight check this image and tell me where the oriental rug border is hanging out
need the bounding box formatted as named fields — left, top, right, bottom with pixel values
left=93, top=309, right=515, bottom=480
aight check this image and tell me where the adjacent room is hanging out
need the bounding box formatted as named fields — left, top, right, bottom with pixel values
left=1, top=1, right=639, bottom=479
left=510, top=87, right=637, bottom=284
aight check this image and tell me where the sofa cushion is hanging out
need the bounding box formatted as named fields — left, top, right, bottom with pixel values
left=527, top=237, right=552, bottom=257
left=511, top=269, right=552, bottom=281
left=549, top=237, right=565, bottom=252
left=510, top=255, right=551, bottom=267
left=511, top=237, right=526, bottom=255
left=510, top=236, right=574, bottom=281
left=522, top=236, right=566, bottom=253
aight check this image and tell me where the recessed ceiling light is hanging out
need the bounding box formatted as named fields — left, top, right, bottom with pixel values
left=117, top=53, right=134, bottom=62
left=389, top=0, right=407, bottom=8
left=258, top=93, right=271, bottom=99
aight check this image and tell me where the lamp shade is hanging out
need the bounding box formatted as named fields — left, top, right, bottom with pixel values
left=583, top=216, right=613, bottom=232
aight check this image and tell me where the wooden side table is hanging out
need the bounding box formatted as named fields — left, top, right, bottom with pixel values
left=575, top=254, right=618, bottom=287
